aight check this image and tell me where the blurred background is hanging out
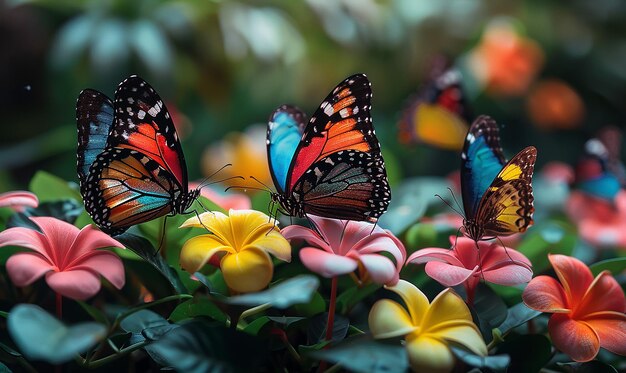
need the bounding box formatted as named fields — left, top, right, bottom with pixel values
left=1, top=0, right=626, bottom=192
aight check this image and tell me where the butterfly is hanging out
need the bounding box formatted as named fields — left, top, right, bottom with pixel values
left=76, top=75, right=199, bottom=236
left=266, top=74, right=390, bottom=222
left=460, top=115, right=537, bottom=242
left=575, top=132, right=624, bottom=201
left=398, top=65, right=472, bottom=151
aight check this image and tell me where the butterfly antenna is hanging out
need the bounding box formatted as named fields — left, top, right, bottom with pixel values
left=452, top=225, right=463, bottom=249
left=224, top=185, right=270, bottom=194
left=447, top=187, right=466, bottom=219
left=249, top=176, right=274, bottom=192
left=473, top=239, right=485, bottom=282
left=495, top=235, right=529, bottom=270
left=435, top=193, right=464, bottom=217
left=196, top=163, right=233, bottom=188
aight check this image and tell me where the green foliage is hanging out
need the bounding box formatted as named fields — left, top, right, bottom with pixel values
left=310, top=338, right=409, bottom=373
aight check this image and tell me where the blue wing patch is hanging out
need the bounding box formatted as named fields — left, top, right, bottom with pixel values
left=267, top=105, right=307, bottom=193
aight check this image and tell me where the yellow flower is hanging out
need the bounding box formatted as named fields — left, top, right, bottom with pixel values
left=179, top=209, right=291, bottom=293
left=368, top=280, right=487, bottom=373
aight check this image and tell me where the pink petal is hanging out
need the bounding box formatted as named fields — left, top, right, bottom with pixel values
left=64, top=224, right=124, bottom=266
left=0, top=225, right=51, bottom=260
left=45, top=269, right=102, bottom=300
left=407, top=248, right=464, bottom=267
left=549, top=314, right=600, bottom=362
left=584, top=312, right=626, bottom=356
left=5, top=252, right=53, bottom=286
left=522, top=275, right=569, bottom=313
left=340, top=221, right=386, bottom=255
left=576, top=272, right=626, bottom=317
left=452, top=237, right=485, bottom=268
left=281, top=225, right=333, bottom=253
left=481, top=247, right=532, bottom=286
left=0, top=191, right=39, bottom=211
left=68, top=251, right=125, bottom=289
left=30, top=217, right=80, bottom=265
left=425, top=261, right=477, bottom=287
left=358, top=254, right=400, bottom=286
left=354, top=232, right=406, bottom=270
left=299, top=247, right=357, bottom=278
left=193, top=184, right=252, bottom=211
left=307, top=215, right=354, bottom=254
left=549, top=254, right=593, bottom=304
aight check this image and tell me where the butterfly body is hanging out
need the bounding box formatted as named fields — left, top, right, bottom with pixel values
left=77, top=76, right=198, bottom=235
left=267, top=74, right=390, bottom=222
left=460, top=116, right=537, bottom=242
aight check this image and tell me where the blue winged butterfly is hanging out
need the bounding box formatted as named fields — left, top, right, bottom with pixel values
left=266, top=74, right=390, bottom=222
left=398, top=62, right=472, bottom=151
left=76, top=75, right=199, bottom=235
left=460, top=115, right=537, bottom=242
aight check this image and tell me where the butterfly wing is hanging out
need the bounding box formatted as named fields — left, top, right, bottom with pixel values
left=475, top=146, right=537, bottom=237
left=398, top=69, right=471, bottom=150
left=576, top=138, right=622, bottom=201
left=76, top=89, right=115, bottom=193
left=267, top=105, right=307, bottom=194
left=108, top=75, right=188, bottom=191
left=285, top=74, right=390, bottom=221
left=82, top=148, right=181, bottom=235
left=460, top=115, right=507, bottom=219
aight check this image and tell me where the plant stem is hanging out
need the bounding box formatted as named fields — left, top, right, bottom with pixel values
left=240, top=303, right=271, bottom=321
left=77, top=341, right=148, bottom=369
left=325, top=276, right=338, bottom=342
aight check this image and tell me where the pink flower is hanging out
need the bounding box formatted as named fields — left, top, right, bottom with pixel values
left=0, top=217, right=125, bottom=300
left=188, top=183, right=252, bottom=211
left=566, top=190, right=626, bottom=249
left=407, top=236, right=532, bottom=303
left=281, top=215, right=406, bottom=286
left=523, top=254, right=626, bottom=362
left=0, top=191, right=38, bottom=212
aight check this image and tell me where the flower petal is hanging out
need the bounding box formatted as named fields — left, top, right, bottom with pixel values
left=0, top=191, right=38, bottom=211
left=69, top=251, right=125, bottom=289
left=407, top=247, right=464, bottom=267
left=522, top=275, right=569, bottom=313
left=0, top=225, right=51, bottom=260
left=584, top=311, right=626, bottom=356
left=242, top=226, right=291, bottom=262
left=64, top=224, right=124, bottom=267
left=577, top=271, right=626, bottom=317
left=406, top=335, right=455, bottom=373
left=385, top=280, right=430, bottom=327
left=368, top=299, right=417, bottom=339
left=427, top=323, right=487, bottom=356
left=45, top=269, right=102, bottom=300
left=307, top=215, right=349, bottom=252
left=358, top=254, right=400, bottom=285
left=422, top=289, right=473, bottom=330
left=299, top=248, right=357, bottom=277
left=221, top=246, right=273, bottom=293
left=281, top=224, right=333, bottom=253
left=481, top=251, right=533, bottom=286
left=229, top=209, right=277, bottom=247
left=180, top=211, right=234, bottom=245
left=424, top=261, right=477, bottom=287
left=355, top=232, right=406, bottom=272
left=180, top=234, right=233, bottom=273
left=5, top=252, right=53, bottom=286
left=549, top=254, right=593, bottom=303
left=30, top=217, right=81, bottom=266
left=549, top=313, right=599, bottom=362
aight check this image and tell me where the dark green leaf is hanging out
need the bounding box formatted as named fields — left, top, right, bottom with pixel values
left=8, top=304, right=106, bottom=364
left=169, top=297, right=227, bottom=323
left=120, top=309, right=169, bottom=333
left=497, top=303, right=541, bottom=335
left=496, top=334, right=551, bottom=373
left=309, top=338, right=408, bottom=373
left=307, top=313, right=349, bottom=344
left=116, top=232, right=187, bottom=294
left=451, top=346, right=510, bottom=372
left=473, top=284, right=508, bottom=343
left=0, top=362, right=11, bottom=373
left=77, top=301, right=110, bottom=326
left=226, top=275, right=319, bottom=308
left=243, top=316, right=271, bottom=335
left=336, top=283, right=379, bottom=314
left=293, top=291, right=326, bottom=317
left=267, top=316, right=307, bottom=328
left=517, top=222, right=575, bottom=273
left=7, top=200, right=82, bottom=229
left=557, top=360, right=618, bottom=373
left=28, top=171, right=81, bottom=202
left=193, top=271, right=214, bottom=292
left=590, top=257, right=626, bottom=276
left=149, top=320, right=268, bottom=372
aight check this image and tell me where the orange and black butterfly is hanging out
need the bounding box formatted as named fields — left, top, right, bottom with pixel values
left=398, top=64, right=472, bottom=151
left=76, top=75, right=199, bottom=235
left=460, top=116, right=537, bottom=242
left=266, top=74, right=390, bottom=222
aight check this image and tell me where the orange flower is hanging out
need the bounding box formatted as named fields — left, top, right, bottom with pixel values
left=527, top=79, right=585, bottom=130
left=522, top=254, right=626, bottom=362
left=468, top=19, right=544, bottom=97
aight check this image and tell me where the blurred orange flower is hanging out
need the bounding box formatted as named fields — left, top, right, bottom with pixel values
left=202, top=125, right=272, bottom=193
left=468, top=19, right=544, bottom=97
left=527, top=79, right=585, bottom=130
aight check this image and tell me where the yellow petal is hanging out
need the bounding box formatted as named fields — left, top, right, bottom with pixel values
left=221, top=246, right=273, bottom=293
left=385, top=280, right=430, bottom=326
left=179, top=235, right=233, bottom=273
left=406, top=334, right=455, bottom=373
left=426, top=323, right=487, bottom=356
left=242, top=228, right=291, bottom=262
left=180, top=211, right=234, bottom=246
left=369, top=299, right=417, bottom=339
left=228, top=209, right=275, bottom=247
left=422, top=288, right=473, bottom=330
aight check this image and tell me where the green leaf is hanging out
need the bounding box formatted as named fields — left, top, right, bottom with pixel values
left=473, top=284, right=508, bottom=343
left=226, top=275, right=319, bottom=308
left=309, top=338, right=408, bottom=373
left=120, top=310, right=169, bottom=334
left=0, top=362, right=11, bottom=373
left=169, top=297, right=227, bottom=323
left=497, top=302, right=541, bottom=336
left=517, top=222, right=575, bottom=273
left=267, top=316, right=307, bottom=329
left=307, top=313, right=349, bottom=344
left=496, top=334, right=551, bottom=373
left=557, top=360, right=618, bottom=373
left=451, top=346, right=510, bottom=372
left=243, top=316, right=271, bottom=335
left=7, top=304, right=106, bottom=364
left=77, top=301, right=110, bottom=326
left=130, top=20, right=172, bottom=75
left=336, top=283, right=379, bottom=314
left=293, top=291, right=326, bottom=317
left=116, top=232, right=187, bottom=294
left=590, top=257, right=626, bottom=276
left=7, top=200, right=82, bottom=229
left=29, top=171, right=81, bottom=202
left=149, top=320, right=268, bottom=372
